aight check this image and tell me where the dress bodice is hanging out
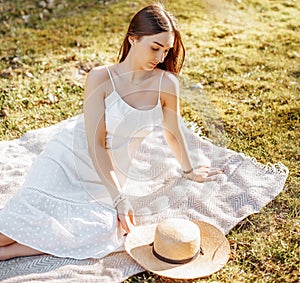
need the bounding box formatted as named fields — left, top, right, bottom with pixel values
left=104, top=90, right=163, bottom=149
left=103, top=66, right=164, bottom=183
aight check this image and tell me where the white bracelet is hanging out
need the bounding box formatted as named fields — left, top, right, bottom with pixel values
left=113, top=194, right=126, bottom=208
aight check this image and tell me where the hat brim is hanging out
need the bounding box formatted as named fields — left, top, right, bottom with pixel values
left=125, top=220, right=230, bottom=279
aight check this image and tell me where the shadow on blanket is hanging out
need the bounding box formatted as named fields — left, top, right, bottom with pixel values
left=0, top=252, right=143, bottom=282
left=0, top=255, right=92, bottom=280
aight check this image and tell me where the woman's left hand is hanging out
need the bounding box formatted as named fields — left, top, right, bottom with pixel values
left=185, top=166, right=224, bottom=183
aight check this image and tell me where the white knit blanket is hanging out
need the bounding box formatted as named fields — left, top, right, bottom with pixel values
left=0, top=115, right=289, bottom=282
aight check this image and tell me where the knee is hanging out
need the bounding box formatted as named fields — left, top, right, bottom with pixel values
left=0, top=233, right=15, bottom=246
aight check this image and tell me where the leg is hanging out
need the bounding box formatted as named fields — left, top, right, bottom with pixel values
left=0, top=233, right=15, bottom=247
left=0, top=242, right=45, bottom=261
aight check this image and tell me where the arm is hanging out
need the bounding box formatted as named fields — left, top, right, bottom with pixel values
left=161, top=73, right=222, bottom=182
left=161, top=73, right=193, bottom=172
left=83, top=67, right=134, bottom=231
left=84, top=67, right=121, bottom=200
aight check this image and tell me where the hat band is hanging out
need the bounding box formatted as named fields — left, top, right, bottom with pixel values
left=152, top=245, right=201, bottom=264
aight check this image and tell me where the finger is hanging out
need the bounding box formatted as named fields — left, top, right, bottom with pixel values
left=208, top=167, right=223, bottom=172
left=124, top=214, right=135, bottom=232
left=195, top=167, right=221, bottom=174
left=196, top=167, right=210, bottom=172
left=207, top=170, right=224, bottom=177
left=118, top=214, right=130, bottom=233
left=203, top=167, right=223, bottom=172
left=199, top=176, right=216, bottom=182
left=121, top=212, right=136, bottom=232
left=128, top=210, right=136, bottom=226
left=194, top=174, right=217, bottom=183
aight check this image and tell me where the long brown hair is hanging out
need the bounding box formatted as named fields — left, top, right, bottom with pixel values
left=118, top=3, right=185, bottom=75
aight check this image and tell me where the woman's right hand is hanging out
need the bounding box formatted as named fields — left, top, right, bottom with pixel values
left=115, top=198, right=136, bottom=233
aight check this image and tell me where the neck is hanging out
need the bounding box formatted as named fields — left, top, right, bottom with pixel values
left=118, top=53, right=153, bottom=84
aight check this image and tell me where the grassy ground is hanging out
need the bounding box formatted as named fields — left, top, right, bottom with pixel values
left=0, top=0, right=299, bottom=282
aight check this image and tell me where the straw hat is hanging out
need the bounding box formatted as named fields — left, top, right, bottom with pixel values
left=125, top=218, right=230, bottom=279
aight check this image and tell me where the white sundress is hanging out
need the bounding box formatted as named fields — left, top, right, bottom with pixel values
left=0, top=66, right=164, bottom=259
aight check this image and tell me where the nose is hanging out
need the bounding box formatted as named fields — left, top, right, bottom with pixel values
left=156, top=51, right=165, bottom=63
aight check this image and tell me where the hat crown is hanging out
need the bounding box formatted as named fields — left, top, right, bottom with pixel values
left=153, top=218, right=200, bottom=261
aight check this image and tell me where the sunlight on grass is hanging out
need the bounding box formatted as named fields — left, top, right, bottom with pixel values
left=0, top=0, right=299, bottom=282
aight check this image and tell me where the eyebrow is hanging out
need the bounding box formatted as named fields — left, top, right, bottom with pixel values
left=153, top=41, right=173, bottom=49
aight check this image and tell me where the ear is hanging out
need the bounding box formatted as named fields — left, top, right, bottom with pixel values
left=128, top=36, right=135, bottom=46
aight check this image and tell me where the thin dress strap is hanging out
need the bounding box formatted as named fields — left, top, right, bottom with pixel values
left=105, top=66, right=116, bottom=91
left=158, top=71, right=165, bottom=100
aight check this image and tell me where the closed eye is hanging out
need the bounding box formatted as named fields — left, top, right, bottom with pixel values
left=152, top=47, right=170, bottom=53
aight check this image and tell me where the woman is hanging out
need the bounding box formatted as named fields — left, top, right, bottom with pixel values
left=0, top=3, right=222, bottom=261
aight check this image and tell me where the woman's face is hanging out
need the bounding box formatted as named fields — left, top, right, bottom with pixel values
left=131, top=31, right=174, bottom=71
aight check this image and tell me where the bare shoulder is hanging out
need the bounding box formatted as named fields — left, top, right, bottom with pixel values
left=84, top=65, right=112, bottom=98
left=160, top=71, right=180, bottom=96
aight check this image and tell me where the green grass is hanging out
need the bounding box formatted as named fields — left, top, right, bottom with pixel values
left=0, top=0, right=299, bottom=282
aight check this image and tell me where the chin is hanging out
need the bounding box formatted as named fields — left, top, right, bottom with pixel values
left=145, top=63, right=157, bottom=71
